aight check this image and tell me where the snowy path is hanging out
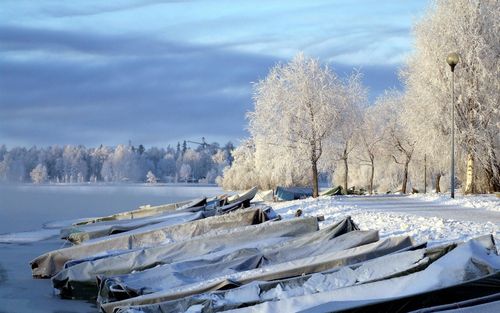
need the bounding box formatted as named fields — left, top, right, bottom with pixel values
left=332, top=195, right=500, bottom=225
left=269, top=194, right=499, bottom=246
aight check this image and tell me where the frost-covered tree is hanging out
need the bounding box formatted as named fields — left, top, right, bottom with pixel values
left=377, top=90, right=416, bottom=194
left=355, top=104, right=386, bottom=194
left=30, top=163, right=48, bottom=184
left=210, top=149, right=230, bottom=184
left=146, top=170, right=157, bottom=184
left=248, top=53, right=347, bottom=197
left=0, top=147, right=27, bottom=182
left=221, top=139, right=258, bottom=190
left=402, top=0, right=500, bottom=193
left=325, top=71, right=367, bottom=194
left=0, top=143, right=231, bottom=184
left=158, top=153, right=176, bottom=181
left=62, top=145, right=88, bottom=183
left=179, top=163, right=192, bottom=182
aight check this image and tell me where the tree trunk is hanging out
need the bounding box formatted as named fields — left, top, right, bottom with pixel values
left=369, top=159, right=374, bottom=195
left=402, top=161, right=409, bottom=193
left=464, top=152, right=475, bottom=194
left=343, top=157, right=348, bottom=195
left=311, top=160, right=319, bottom=198
left=435, top=173, right=441, bottom=193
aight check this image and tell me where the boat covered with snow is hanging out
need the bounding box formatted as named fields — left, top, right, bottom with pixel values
left=52, top=212, right=320, bottom=299
left=31, top=204, right=262, bottom=278
left=275, top=187, right=313, bottom=201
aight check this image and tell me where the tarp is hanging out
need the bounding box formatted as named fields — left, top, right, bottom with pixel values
left=322, top=273, right=500, bottom=313
left=60, top=211, right=197, bottom=244
left=31, top=206, right=267, bottom=278
left=226, top=187, right=258, bottom=204
left=99, top=235, right=415, bottom=313
left=97, top=218, right=365, bottom=303
left=73, top=198, right=206, bottom=226
left=115, top=242, right=450, bottom=313
left=253, top=190, right=274, bottom=202
left=63, top=198, right=255, bottom=245
left=320, top=186, right=343, bottom=196
left=226, top=236, right=499, bottom=313
left=275, top=187, right=313, bottom=201
left=52, top=215, right=322, bottom=299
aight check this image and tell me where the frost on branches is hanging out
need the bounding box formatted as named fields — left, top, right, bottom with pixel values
left=0, top=141, right=234, bottom=184
left=146, top=171, right=157, bottom=184
left=30, top=164, right=48, bottom=184
left=223, top=54, right=366, bottom=196
left=222, top=0, right=499, bottom=195
left=402, top=0, right=500, bottom=193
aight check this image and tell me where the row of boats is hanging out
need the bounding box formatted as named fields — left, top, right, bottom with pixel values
left=31, top=187, right=500, bottom=312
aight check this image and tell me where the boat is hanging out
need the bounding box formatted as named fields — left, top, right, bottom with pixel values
left=31, top=207, right=268, bottom=278
left=111, top=236, right=499, bottom=313
left=96, top=217, right=361, bottom=304
left=275, top=187, right=313, bottom=201
left=320, top=185, right=343, bottom=196
left=98, top=235, right=415, bottom=313
left=73, top=198, right=206, bottom=226
left=61, top=210, right=201, bottom=244
left=226, top=187, right=258, bottom=204
left=254, top=190, right=274, bottom=202
left=52, top=215, right=322, bottom=299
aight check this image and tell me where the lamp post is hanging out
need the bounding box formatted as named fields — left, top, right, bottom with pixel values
left=446, top=52, right=459, bottom=198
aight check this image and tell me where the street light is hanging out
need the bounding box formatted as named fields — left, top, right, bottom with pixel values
left=446, top=52, right=459, bottom=198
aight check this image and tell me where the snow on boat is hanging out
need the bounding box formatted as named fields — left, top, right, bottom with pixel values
left=113, top=242, right=442, bottom=313
left=253, top=190, right=274, bottom=202
left=98, top=235, right=415, bottom=313
left=113, top=236, right=499, bottom=313
left=52, top=214, right=320, bottom=299
left=31, top=206, right=265, bottom=278
left=61, top=196, right=238, bottom=245
left=284, top=236, right=500, bottom=313
left=275, top=187, right=313, bottom=201
left=72, top=198, right=207, bottom=226
left=96, top=217, right=361, bottom=304
left=61, top=211, right=199, bottom=244
left=226, top=187, right=258, bottom=204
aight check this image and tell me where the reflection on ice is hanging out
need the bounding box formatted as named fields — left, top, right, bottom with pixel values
left=0, top=229, right=59, bottom=243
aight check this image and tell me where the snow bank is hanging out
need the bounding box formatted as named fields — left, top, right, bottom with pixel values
left=270, top=196, right=498, bottom=246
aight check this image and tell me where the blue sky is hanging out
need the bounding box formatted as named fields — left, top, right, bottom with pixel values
left=0, top=0, right=430, bottom=148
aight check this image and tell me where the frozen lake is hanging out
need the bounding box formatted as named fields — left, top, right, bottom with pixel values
left=0, top=184, right=222, bottom=313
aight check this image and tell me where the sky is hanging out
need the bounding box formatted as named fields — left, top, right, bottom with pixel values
left=0, top=0, right=430, bottom=148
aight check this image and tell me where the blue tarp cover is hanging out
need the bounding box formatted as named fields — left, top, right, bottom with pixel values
left=275, top=187, right=313, bottom=201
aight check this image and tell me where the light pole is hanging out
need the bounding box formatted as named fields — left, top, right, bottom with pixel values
left=446, top=52, right=459, bottom=198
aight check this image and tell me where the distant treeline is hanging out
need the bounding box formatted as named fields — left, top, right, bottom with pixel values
left=0, top=141, right=234, bottom=184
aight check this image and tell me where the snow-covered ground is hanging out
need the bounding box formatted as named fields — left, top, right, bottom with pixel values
left=408, top=193, right=500, bottom=212
left=269, top=194, right=499, bottom=246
